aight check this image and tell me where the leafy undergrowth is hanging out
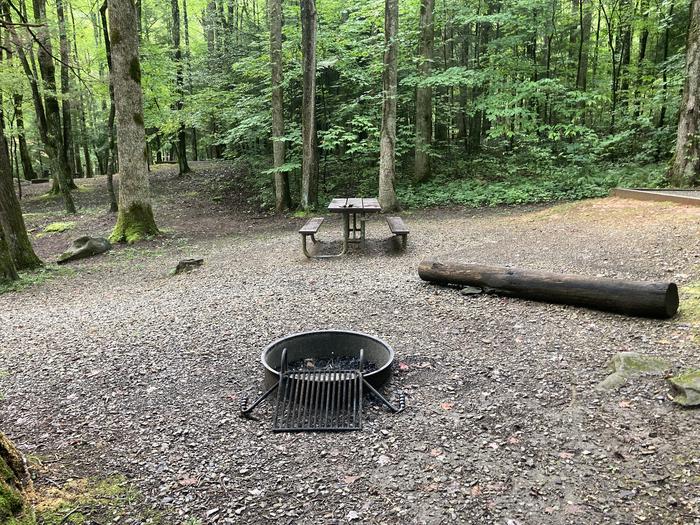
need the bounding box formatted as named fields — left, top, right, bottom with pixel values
left=0, top=267, right=75, bottom=296
left=8, top=476, right=162, bottom=525
left=236, top=150, right=667, bottom=211
left=396, top=163, right=667, bottom=208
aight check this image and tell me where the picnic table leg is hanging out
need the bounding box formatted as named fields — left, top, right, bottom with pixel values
left=342, top=213, right=350, bottom=253
left=360, top=212, right=366, bottom=248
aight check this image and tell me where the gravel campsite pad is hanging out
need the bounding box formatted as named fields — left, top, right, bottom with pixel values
left=1, top=164, right=699, bottom=524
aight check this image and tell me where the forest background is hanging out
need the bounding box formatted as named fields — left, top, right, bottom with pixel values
left=0, top=0, right=695, bottom=214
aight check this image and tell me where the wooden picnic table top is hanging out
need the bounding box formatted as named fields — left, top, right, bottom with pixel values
left=327, top=197, right=381, bottom=213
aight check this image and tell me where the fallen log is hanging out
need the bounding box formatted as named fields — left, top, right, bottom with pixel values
left=418, top=260, right=679, bottom=319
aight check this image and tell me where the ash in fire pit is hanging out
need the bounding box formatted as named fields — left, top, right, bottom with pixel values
left=289, top=356, right=379, bottom=374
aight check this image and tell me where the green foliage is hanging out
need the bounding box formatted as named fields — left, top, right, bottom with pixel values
left=0, top=0, right=690, bottom=212
left=397, top=159, right=666, bottom=208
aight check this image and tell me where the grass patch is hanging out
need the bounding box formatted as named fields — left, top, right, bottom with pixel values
left=0, top=267, right=75, bottom=295
left=41, top=222, right=75, bottom=235
left=678, top=282, right=700, bottom=344
left=7, top=475, right=163, bottom=525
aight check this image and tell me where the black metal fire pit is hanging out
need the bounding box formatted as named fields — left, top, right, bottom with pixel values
left=241, top=330, right=404, bottom=432
left=262, top=330, right=395, bottom=390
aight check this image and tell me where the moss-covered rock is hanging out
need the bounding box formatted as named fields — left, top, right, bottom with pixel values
left=597, top=352, right=672, bottom=390
left=668, top=370, right=700, bottom=406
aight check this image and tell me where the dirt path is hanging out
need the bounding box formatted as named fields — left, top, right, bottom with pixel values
left=1, top=164, right=699, bottom=524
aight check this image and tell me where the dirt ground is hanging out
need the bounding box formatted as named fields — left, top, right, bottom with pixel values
left=1, top=162, right=699, bottom=524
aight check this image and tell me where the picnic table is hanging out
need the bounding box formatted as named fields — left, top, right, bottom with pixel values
left=328, top=197, right=382, bottom=254
left=299, top=197, right=408, bottom=258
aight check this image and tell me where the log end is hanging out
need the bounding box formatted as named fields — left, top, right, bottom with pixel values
left=664, top=283, right=680, bottom=319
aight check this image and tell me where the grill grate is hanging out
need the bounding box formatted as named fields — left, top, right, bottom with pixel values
left=272, top=370, right=363, bottom=432
left=240, top=346, right=405, bottom=430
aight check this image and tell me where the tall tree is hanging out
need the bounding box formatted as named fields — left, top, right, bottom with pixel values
left=100, top=0, right=118, bottom=212
left=300, top=0, right=318, bottom=209
left=575, top=0, right=593, bottom=90
left=20, top=0, right=77, bottom=213
left=56, top=0, right=76, bottom=177
left=270, top=0, right=290, bottom=211
left=0, top=99, right=41, bottom=270
left=378, top=0, right=398, bottom=211
left=171, top=0, right=190, bottom=175
left=415, top=0, right=434, bottom=182
left=668, top=0, right=700, bottom=186
left=70, top=3, right=94, bottom=178
left=107, top=0, right=159, bottom=242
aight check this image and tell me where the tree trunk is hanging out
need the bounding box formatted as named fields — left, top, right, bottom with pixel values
left=100, top=1, right=119, bottom=212
left=378, top=0, right=398, bottom=211
left=107, top=0, right=159, bottom=242
left=418, top=260, right=679, bottom=319
left=270, top=0, right=290, bottom=211
left=415, top=0, right=434, bottom=182
left=300, top=0, right=318, bottom=209
left=31, top=0, right=77, bottom=213
left=618, top=11, right=632, bottom=108
left=69, top=3, right=93, bottom=178
left=0, top=113, right=41, bottom=270
left=633, top=0, right=649, bottom=119
left=668, top=0, right=700, bottom=187
left=657, top=2, right=674, bottom=128
left=0, top=432, right=31, bottom=519
left=13, top=97, right=35, bottom=182
left=575, top=0, right=592, bottom=90
left=171, top=0, right=190, bottom=175
left=57, top=0, right=77, bottom=178
left=0, top=233, right=18, bottom=282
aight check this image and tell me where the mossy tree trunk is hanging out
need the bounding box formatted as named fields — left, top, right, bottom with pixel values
left=107, top=0, right=158, bottom=243
left=0, top=432, right=31, bottom=520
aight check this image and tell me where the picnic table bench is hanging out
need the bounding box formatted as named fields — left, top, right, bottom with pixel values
left=385, top=216, right=409, bottom=249
left=299, top=217, right=324, bottom=258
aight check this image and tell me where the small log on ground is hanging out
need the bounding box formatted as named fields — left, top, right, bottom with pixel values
left=418, top=260, right=679, bottom=319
